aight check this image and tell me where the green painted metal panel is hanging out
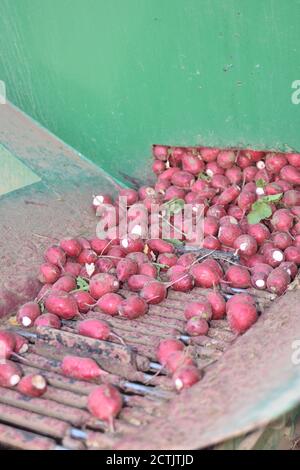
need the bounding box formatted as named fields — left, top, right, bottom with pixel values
left=1, top=0, right=300, bottom=179
left=0, top=144, right=41, bottom=197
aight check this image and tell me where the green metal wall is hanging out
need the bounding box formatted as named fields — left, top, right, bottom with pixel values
left=1, top=0, right=300, bottom=179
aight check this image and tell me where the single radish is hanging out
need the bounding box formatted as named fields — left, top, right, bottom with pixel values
left=244, top=253, right=266, bottom=268
left=211, top=174, right=230, bottom=190
left=171, top=171, right=195, bottom=188
left=203, top=216, right=219, bottom=236
left=173, top=365, right=201, bottom=391
left=87, top=384, right=123, bottom=431
left=225, top=266, right=251, bottom=288
left=0, top=331, right=16, bottom=359
left=217, top=150, right=236, bottom=169
left=118, top=188, right=138, bottom=206
left=265, top=153, right=287, bottom=174
left=138, top=263, right=158, bottom=278
left=126, top=252, right=150, bottom=266
left=282, top=190, right=300, bottom=207
left=89, top=274, right=119, bottom=300
left=227, top=205, right=244, bottom=220
left=17, top=374, right=47, bottom=397
left=263, top=247, right=285, bottom=267
left=206, top=291, right=226, bottom=320
left=140, top=281, right=167, bottom=304
left=190, top=263, right=222, bottom=288
left=118, top=295, right=148, bottom=319
left=146, top=239, right=175, bottom=254
left=233, top=234, right=257, bottom=257
left=90, top=238, right=111, bottom=255
left=12, top=334, right=29, bottom=354
left=116, top=258, right=138, bottom=282
left=226, top=293, right=255, bottom=310
left=203, top=235, right=221, bottom=250
left=266, top=268, right=290, bottom=295
left=286, top=153, right=300, bottom=167
left=184, top=300, right=212, bottom=321
left=279, top=261, right=298, bottom=279
left=97, top=293, right=123, bottom=316
left=200, top=147, right=219, bottom=162
left=247, top=223, right=270, bottom=245
left=152, top=160, right=166, bottom=175
left=165, top=350, right=195, bottom=374
left=0, top=361, right=23, bottom=387
left=39, top=263, right=61, bottom=284
left=52, top=275, right=77, bottom=293
left=120, top=238, right=144, bottom=253
left=279, top=165, right=300, bottom=185
left=17, top=302, right=41, bottom=328
left=176, top=253, right=197, bottom=267
left=182, top=153, right=205, bottom=175
left=284, top=246, right=300, bottom=264
left=156, top=339, right=184, bottom=365
left=60, top=238, right=82, bottom=258
left=34, top=313, right=61, bottom=329
left=271, top=232, right=293, bottom=250
left=226, top=166, right=243, bottom=184
left=77, top=249, right=98, bottom=265
left=271, top=209, right=294, bottom=232
left=44, top=291, right=79, bottom=320
left=227, top=301, right=258, bottom=334
left=96, top=257, right=114, bottom=273
left=73, top=291, right=96, bottom=313
left=157, top=253, right=178, bottom=270
left=218, top=223, right=242, bottom=247
left=61, top=356, right=106, bottom=380
left=153, top=144, right=169, bottom=161
left=185, top=317, right=209, bottom=336
left=168, top=270, right=194, bottom=292
left=206, top=204, right=227, bottom=219
left=63, top=262, right=82, bottom=277
left=206, top=161, right=225, bottom=177
left=44, top=246, right=66, bottom=267
left=243, top=166, right=258, bottom=182
left=77, top=319, right=111, bottom=341
left=237, top=191, right=256, bottom=212
left=127, top=274, right=153, bottom=292
left=216, top=185, right=240, bottom=206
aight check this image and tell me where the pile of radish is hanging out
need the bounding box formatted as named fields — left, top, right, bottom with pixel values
left=3, top=145, right=300, bottom=423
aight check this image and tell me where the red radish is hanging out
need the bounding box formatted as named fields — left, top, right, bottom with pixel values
left=185, top=317, right=209, bottom=336
left=227, top=205, right=243, bottom=220
left=53, top=275, right=76, bottom=293
left=218, top=223, right=242, bottom=247
left=200, top=147, right=219, bottom=162
left=127, top=274, right=153, bottom=292
left=63, top=262, right=82, bottom=277
left=280, top=165, right=300, bottom=185
left=116, top=258, right=138, bottom=282
left=173, top=365, right=201, bottom=391
left=206, top=291, right=226, bottom=320
left=265, top=153, right=287, bottom=174
left=34, top=313, right=61, bottom=329
left=152, top=160, right=166, bottom=175
left=182, top=154, right=204, bottom=175
left=44, top=246, right=66, bottom=267
left=77, top=249, right=98, bottom=265
left=156, top=339, right=184, bottom=364
left=171, top=171, right=195, bottom=188
left=237, top=191, right=256, bottom=212
left=271, top=232, right=293, bottom=250
left=203, top=235, right=221, bottom=250
left=165, top=350, right=195, bottom=374
left=12, top=334, right=29, bottom=354
left=90, top=238, right=111, bottom=255
left=243, top=150, right=265, bottom=162
left=254, top=168, right=270, bottom=183
left=271, top=209, right=294, bottom=232
left=96, top=257, right=114, bottom=273
left=225, top=266, right=251, bottom=288
left=275, top=180, right=293, bottom=192
left=92, top=194, right=113, bottom=211
left=138, top=263, right=158, bottom=278
left=226, top=166, right=243, bottom=184
left=233, top=234, right=257, bottom=257
left=263, top=247, right=285, bottom=267
left=169, top=147, right=185, bottom=165
left=220, top=215, right=238, bottom=226
left=73, top=291, right=96, bottom=313
left=0, top=331, right=16, bottom=359
left=244, top=182, right=257, bottom=193
left=126, top=252, right=149, bottom=266
left=216, top=185, right=240, bottom=205
left=89, top=274, right=119, bottom=300
left=0, top=361, right=22, bottom=387
left=140, top=281, right=167, bottom=304
left=176, top=253, right=197, bottom=267
left=227, top=301, right=258, bottom=334
left=44, top=291, right=79, bottom=320
left=118, top=295, right=148, bottom=319
left=244, top=253, right=266, bottom=268
left=155, top=180, right=170, bottom=193
left=17, top=374, right=47, bottom=397
left=120, top=238, right=144, bottom=253
left=191, top=263, right=222, bottom=288
left=236, top=152, right=253, bottom=169
left=265, top=182, right=283, bottom=196
left=247, top=223, right=270, bottom=245
left=206, top=205, right=227, bottom=219
left=138, top=186, right=156, bottom=200
left=97, top=292, right=123, bottom=316
left=203, top=216, right=219, bottom=236
left=17, top=302, right=41, bottom=328
left=77, top=319, right=111, bottom=340
left=87, top=384, right=123, bottom=428
left=282, top=190, right=300, bottom=207
left=226, top=293, right=255, bottom=310
left=146, top=239, right=175, bottom=254
left=279, top=261, right=298, bottom=279
left=251, top=266, right=272, bottom=289
left=153, top=144, right=169, bottom=161
left=286, top=153, right=300, bottom=167
left=217, top=150, right=236, bottom=169
left=168, top=270, right=194, bottom=292
left=184, top=300, right=212, bottom=321
left=61, top=356, right=106, bottom=380
left=206, top=161, right=225, bottom=177
left=60, top=238, right=82, bottom=258
left=211, top=174, right=230, bottom=190
left=191, top=179, right=209, bottom=194
left=266, top=268, right=290, bottom=295
left=39, top=263, right=61, bottom=284
left=107, top=246, right=126, bottom=266
left=118, top=188, right=138, bottom=206
left=78, top=238, right=91, bottom=249
left=157, top=253, right=178, bottom=270
left=284, top=246, right=300, bottom=264
left=243, top=166, right=258, bottom=182
left=159, top=167, right=181, bottom=181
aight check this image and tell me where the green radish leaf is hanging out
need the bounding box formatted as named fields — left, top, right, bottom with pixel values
left=256, top=178, right=267, bottom=188
left=76, top=276, right=89, bottom=291
left=197, top=172, right=211, bottom=182
left=262, top=193, right=283, bottom=203
left=163, top=198, right=185, bottom=215
left=153, top=262, right=169, bottom=269
left=163, top=238, right=184, bottom=246
left=247, top=201, right=273, bottom=224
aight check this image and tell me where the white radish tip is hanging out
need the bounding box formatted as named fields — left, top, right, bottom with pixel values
left=121, top=239, right=129, bottom=248
left=255, top=279, right=265, bottom=288
left=32, top=375, right=47, bottom=390
left=93, top=195, right=104, bottom=206
left=22, top=317, right=32, bottom=327
left=113, top=281, right=119, bottom=288
left=19, top=344, right=29, bottom=354
left=256, top=161, right=265, bottom=169
left=256, top=187, right=265, bottom=196
left=273, top=251, right=284, bottom=262
left=206, top=170, right=213, bottom=177
left=240, top=242, right=248, bottom=251
left=10, top=375, right=21, bottom=386
left=175, top=378, right=183, bottom=391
